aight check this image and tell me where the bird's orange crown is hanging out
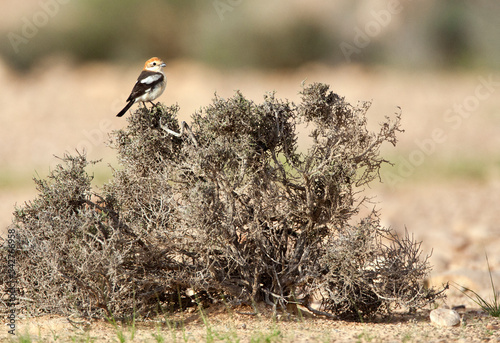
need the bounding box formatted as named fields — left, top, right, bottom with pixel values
left=144, top=57, right=166, bottom=72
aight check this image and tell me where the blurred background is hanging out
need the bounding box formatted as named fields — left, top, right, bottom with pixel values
left=1, top=0, right=500, bottom=303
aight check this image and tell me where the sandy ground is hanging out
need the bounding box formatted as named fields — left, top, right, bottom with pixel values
left=2, top=305, right=500, bottom=342
left=1, top=58, right=500, bottom=341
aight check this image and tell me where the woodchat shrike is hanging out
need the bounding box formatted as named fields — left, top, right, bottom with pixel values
left=117, top=57, right=167, bottom=117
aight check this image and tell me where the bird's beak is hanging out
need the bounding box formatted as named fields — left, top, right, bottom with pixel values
left=161, top=63, right=166, bottom=67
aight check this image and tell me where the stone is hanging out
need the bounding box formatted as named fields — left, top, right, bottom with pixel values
left=430, top=309, right=461, bottom=327
left=486, top=323, right=499, bottom=330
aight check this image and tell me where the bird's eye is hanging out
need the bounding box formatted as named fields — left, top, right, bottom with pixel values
left=153, top=62, right=157, bottom=66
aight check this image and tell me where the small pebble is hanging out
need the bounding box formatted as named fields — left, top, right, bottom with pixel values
left=486, top=323, right=499, bottom=330
left=430, top=309, right=461, bottom=327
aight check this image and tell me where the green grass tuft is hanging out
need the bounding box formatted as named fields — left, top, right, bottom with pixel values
left=455, top=254, right=500, bottom=317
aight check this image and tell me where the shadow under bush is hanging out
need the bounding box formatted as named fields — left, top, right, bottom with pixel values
left=1, top=83, right=444, bottom=320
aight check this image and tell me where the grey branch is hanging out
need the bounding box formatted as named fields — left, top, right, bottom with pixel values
left=161, top=120, right=198, bottom=148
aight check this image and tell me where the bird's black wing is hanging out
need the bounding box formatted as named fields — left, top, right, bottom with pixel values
left=126, top=70, right=165, bottom=102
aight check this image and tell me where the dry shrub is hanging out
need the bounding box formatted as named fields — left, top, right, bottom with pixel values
left=1, top=83, right=444, bottom=320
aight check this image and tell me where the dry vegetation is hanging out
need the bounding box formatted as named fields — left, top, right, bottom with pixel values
left=1, top=83, right=443, bottom=323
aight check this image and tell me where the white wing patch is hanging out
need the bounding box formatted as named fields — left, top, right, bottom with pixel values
left=140, top=74, right=162, bottom=85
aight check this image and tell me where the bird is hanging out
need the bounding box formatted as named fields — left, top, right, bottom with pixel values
left=116, top=57, right=167, bottom=117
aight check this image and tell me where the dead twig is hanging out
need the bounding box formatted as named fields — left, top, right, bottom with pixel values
left=161, top=119, right=199, bottom=148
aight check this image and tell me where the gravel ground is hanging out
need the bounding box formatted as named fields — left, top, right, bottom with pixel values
left=2, top=304, right=500, bottom=342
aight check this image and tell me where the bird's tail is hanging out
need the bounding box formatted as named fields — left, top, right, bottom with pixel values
left=116, top=100, right=134, bottom=117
